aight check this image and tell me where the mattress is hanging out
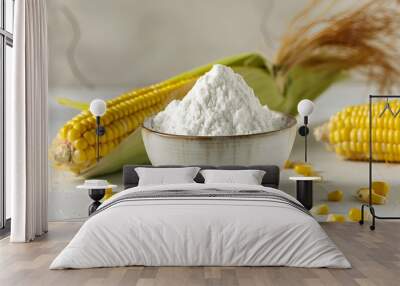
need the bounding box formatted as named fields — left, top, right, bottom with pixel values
left=50, top=183, right=351, bottom=269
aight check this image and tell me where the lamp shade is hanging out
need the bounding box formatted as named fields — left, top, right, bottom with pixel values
left=297, top=99, right=314, bottom=116
left=89, top=99, right=107, bottom=117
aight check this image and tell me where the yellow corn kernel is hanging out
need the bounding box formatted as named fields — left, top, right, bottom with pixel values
left=355, top=142, right=363, bottom=153
left=83, top=131, right=96, bottom=145
left=312, top=204, right=329, bottom=215
left=382, top=129, right=388, bottom=143
left=87, top=146, right=96, bottom=161
left=350, top=129, right=358, bottom=142
left=332, top=130, right=340, bottom=143
left=103, top=188, right=114, bottom=201
left=67, top=128, right=81, bottom=141
left=362, top=142, right=369, bottom=154
left=375, top=129, right=382, bottom=142
left=73, top=122, right=86, bottom=134
left=340, top=127, right=351, bottom=141
left=59, top=126, right=69, bottom=140
left=115, top=121, right=124, bottom=136
left=294, top=164, right=314, bottom=176
left=100, top=134, right=107, bottom=144
left=72, top=150, right=87, bottom=164
left=72, top=138, right=88, bottom=150
left=347, top=208, right=362, bottom=222
left=327, top=214, right=346, bottom=223
left=327, top=190, right=343, bottom=202
left=362, top=129, right=369, bottom=142
left=131, top=117, right=139, bottom=129
left=371, top=181, right=390, bottom=197
left=356, top=188, right=386, bottom=205
left=100, top=144, right=109, bottom=157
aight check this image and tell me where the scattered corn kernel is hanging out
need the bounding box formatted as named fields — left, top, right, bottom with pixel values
left=327, top=190, right=343, bottom=202
left=294, top=164, right=314, bottom=176
left=348, top=208, right=372, bottom=222
left=103, top=188, right=114, bottom=201
left=371, top=181, right=390, bottom=197
left=347, top=208, right=362, bottom=222
left=327, top=214, right=346, bottom=223
left=312, top=204, right=329, bottom=215
left=356, top=188, right=386, bottom=205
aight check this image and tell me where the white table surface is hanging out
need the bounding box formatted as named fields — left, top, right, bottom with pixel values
left=289, top=176, right=322, bottom=181
left=76, top=184, right=118, bottom=190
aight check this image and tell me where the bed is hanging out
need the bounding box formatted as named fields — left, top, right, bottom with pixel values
left=50, top=165, right=350, bottom=269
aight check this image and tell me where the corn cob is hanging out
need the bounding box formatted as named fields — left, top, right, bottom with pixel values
left=314, top=100, right=400, bottom=162
left=50, top=77, right=197, bottom=175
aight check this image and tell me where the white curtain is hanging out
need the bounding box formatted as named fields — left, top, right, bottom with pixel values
left=9, top=0, right=49, bottom=242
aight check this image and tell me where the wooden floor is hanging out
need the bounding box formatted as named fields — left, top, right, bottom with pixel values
left=0, top=222, right=399, bottom=286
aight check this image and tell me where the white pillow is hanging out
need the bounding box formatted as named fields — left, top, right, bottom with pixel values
left=135, top=167, right=201, bottom=186
left=200, top=169, right=266, bottom=185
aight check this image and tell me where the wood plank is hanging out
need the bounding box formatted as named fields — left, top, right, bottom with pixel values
left=0, top=222, right=399, bottom=286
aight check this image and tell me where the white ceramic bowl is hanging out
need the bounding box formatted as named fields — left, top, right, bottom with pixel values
left=142, top=114, right=297, bottom=167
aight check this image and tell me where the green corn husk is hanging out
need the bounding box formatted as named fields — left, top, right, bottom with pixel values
left=82, top=129, right=148, bottom=178
left=274, top=66, right=346, bottom=115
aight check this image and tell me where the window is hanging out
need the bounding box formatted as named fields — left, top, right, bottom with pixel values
left=0, top=0, right=14, bottom=234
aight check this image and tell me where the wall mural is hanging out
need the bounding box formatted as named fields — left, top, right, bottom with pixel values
left=47, top=0, right=400, bottom=223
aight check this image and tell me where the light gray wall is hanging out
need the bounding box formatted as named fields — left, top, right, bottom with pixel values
left=47, top=0, right=311, bottom=89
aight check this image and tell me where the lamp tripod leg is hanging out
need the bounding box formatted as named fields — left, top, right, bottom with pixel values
left=359, top=204, right=365, bottom=225
left=370, top=206, right=376, bottom=231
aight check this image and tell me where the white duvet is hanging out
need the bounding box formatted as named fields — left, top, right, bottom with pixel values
left=50, top=183, right=351, bottom=269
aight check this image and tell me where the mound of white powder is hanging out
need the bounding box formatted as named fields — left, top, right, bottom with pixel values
left=152, top=64, right=285, bottom=136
